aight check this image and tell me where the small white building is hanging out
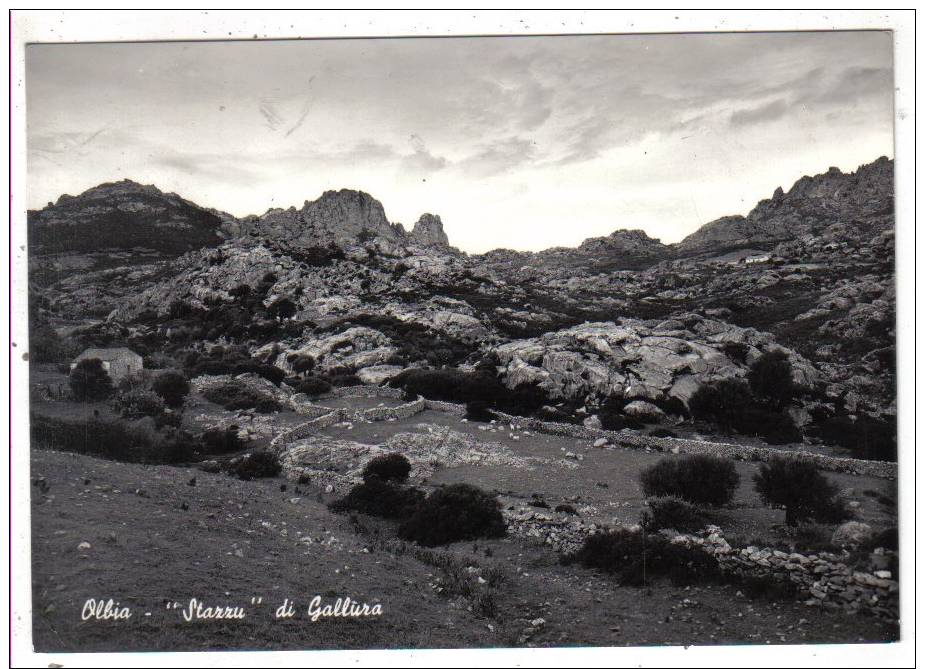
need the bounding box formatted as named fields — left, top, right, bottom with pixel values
left=71, top=347, right=143, bottom=383
left=744, top=254, right=772, bottom=265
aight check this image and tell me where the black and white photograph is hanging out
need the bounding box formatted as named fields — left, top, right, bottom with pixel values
left=9, top=9, right=916, bottom=666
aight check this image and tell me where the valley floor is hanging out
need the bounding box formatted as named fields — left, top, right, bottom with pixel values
left=30, top=448, right=898, bottom=653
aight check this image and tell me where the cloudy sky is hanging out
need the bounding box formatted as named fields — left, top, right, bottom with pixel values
left=27, top=31, right=893, bottom=252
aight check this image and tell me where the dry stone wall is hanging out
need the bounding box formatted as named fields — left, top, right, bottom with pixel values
left=503, top=506, right=898, bottom=620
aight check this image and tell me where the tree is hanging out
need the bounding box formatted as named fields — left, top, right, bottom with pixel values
left=151, top=370, right=190, bottom=409
left=747, top=350, right=795, bottom=410
left=69, top=358, right=114, bottom=402
left=753, top=458, right=852, bottom=526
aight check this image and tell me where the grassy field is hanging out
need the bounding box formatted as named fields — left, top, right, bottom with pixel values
left=27, top=371, right=899, bottom=651
left=30, top=448, right=898, bottom=652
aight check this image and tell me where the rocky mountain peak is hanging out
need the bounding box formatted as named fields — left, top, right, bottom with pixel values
left=28, top=179, right=226, bottom=256
left=676, top=156, right=894, bottom=256
left=410, top=213, right=449, bottom=247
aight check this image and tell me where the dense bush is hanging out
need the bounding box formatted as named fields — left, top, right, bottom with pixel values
left=29, top=320, right=78, bottom=363
left=688, top=379, right=752, bottom=428
left=390, top=369, right=550, bottom=418
left=398, top=484, right=507, bottom=547
left=185, top=347, right=285, bottom=386
left=639, top=454, right=740, bottom=507
left=110, top=388, right=179, bottom=427
left=563, top=527, right=722, bottom=586
left=720, top=341, right=750, bottom=364
left=227, top=449, right=281, bottom=480
left=267, top=297, right=298, bottom=321
left=362, top=453, right=412, bottom=483
left=734, top=406, right=802, bottom=445
left=810, top=415, right=897, bottom=462
left=68, top=358, right=114, bottom=402
left=746, top=350, right=795, bottom=410
left=151, top=370, right=190, bottom=408
left=292, top=376, right=332, bottom=397
left=200, top=427, right=243, bottom=455
left=465, top=401, right=496, bottom=423
left=328, top=477, right=425, bottom=519
left=689, top=378, right=801, bottom=445
left=30, top=413, right=194, bottom=464
left=288, top=353, right=316, bottom=376
left=753, top=458, right=853, bottom=526
left=326, top=372, right=362, bottom=387
left=202, top=383, right=282, bottom=413
left=640, top=496, right=710, bottom=534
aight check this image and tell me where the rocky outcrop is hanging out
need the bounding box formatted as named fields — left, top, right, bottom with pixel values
left=410, top=213, right=450, bottom=247
left=491, top=315, right=818, bottom=404
left=677, top=157, right=893, bottom=256
left=233, top=189, right=453, bottom=251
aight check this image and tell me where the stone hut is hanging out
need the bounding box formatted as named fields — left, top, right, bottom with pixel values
left=71, top=347, right=143, bottom=383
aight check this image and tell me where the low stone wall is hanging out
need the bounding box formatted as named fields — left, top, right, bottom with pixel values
left=677, top=529, right=897, bottom=619
left=331, top=385, right=405, bottom=399
left=352, top=398, right=426, bottom=422
left=423, top=399, right=467, bottom=416
left=287, top=400, right=336, bottom=419
left=502, top=506, right=898, bottom=620
left=270, top=399, right=428, bottom=447
left=494, top=411, right=896, bottom=480
left=271, top=410, right=345, bottom=447
left=273, top=385, right=896, bottom=479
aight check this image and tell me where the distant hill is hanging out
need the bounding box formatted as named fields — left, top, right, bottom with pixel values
left=676, top=156, right=894, bottom=256
left=27, top=179, right=228, bottom=256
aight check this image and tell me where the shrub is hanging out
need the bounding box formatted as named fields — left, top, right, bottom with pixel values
left=68, top=358, right=114, bottom=401
left=689, top=378, right=801, bottom=444
left=555, top=503, right=578, bottom=515
left=720, top=341, right=750, bottom=364
left=649, top=428, right=677, bottom=438
left=753, top=458, right=853, bottom=526
left=293, top=376, right=332, bottom=397
left=267, top=297, right=298, bottom=321
left=398, top=484, right=507, bottom=547
left=186, top=355, right=285, bottom=386
left=640, top=496, right=709, bottom=533
left=227, top=449, right=281, bottom=480
left=30, top=413, right=194, bottom=464
left=151, top=370, right=190, bottom=408
left=29, top=321, right=77, bottom=363
left=111, top=388, right=176, bottom=426
left=596, top=395, right=646, bottom=431
left=390, top=369, right=550, bottom=417
left=810, top=415, right=897, bottom=462
left=362, top=453, right=412, bottom=483
left=326, top=372, right=362, bottom=387
left=747, top=350, right=795, bottom=410
left=328, top=478, right=425, bottom=519
left=289, top=354, right=316, bottom=376
left=465, top=401, right=495, bottom=422
left=688, top=379, right=752, bottom=427
left=639, top=454, right=740, bottom=506
left=563, top=527, right=722, bottom=586
left=202, top=383, right=282, bottom=413
left=734, top=406, right=802, bottom=445
left=200, top=427, right=243, bottom=455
